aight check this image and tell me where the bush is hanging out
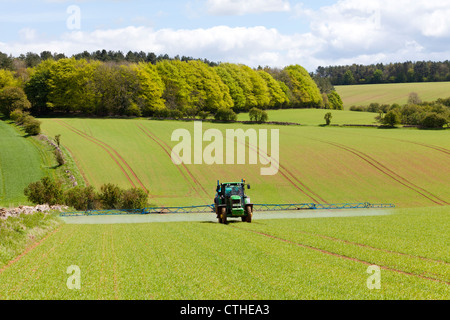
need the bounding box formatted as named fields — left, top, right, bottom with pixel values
left=327, top=91, right=343, bottom=110
left=349, top=105, right=364, bottom=112
left=0, top=87, right=31, bottom=117
left=421, top=112, right=448, bottom=128
left=382, top=110, right=401, bottom=127
left=121, top=188, right=148, bottom=209
left=324, top=112, right=332, bottom=125
left=24, top=177, right=64, bottom=206
left=64, top=186, right=98, bottom=211
left=214, top=107, right=237, bottom=121
left=54, top=148, right=65, bottom=166
left=23, top=118, right=41, bottom=135
left=99, top=183, right=123, bottom=209
left=249, top=107, right=268, bottom=123
left=10, top=109, right=25, bottom=123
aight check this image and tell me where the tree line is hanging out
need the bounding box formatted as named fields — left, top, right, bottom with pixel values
left=0, top=51, right=344, bottom=123
left=315, top=61, right=450, bottom=85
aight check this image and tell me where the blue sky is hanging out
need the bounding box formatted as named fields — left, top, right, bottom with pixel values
left=1, top=0, right=449, bottom=71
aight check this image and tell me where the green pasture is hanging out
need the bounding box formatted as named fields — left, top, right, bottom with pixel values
left=335, top=81, right=450, bottom=108
left=0, top=206, right=448, bottom=300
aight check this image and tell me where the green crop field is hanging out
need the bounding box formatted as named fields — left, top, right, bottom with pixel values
left=0, top=121, right=55, bottom=208
left=238, top=108, right=379, bottom=125
left=1, top=115, right=449, bottom=301
left=0, top=206, right=448, bottom=299
left=335, top=81, right=450, bottom=108
left=38, top=118, right=450, bottom=208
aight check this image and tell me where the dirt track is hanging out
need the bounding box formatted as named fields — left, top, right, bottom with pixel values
left=61, top=208, right=393, bottom=225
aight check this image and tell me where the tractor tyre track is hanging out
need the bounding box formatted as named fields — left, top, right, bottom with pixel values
left=55, top=120, right=149, bottom=194
left=310, top=137, right=448, bottom=206
left=329, top=129, right=450, bottom=157
left=136, top=124, right=210, bottom=204
left=279, top=226, right=450, bottom=265
left=228, top=134, right=326, bottom=204
left=232, top=225, right=450, bottom=285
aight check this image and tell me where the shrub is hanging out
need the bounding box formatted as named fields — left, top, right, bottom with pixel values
left=421, top=112, right=448, bottom=129
left=214, top=107, right=237, bottom=121
left=324, top=112, right=332, bottom=125
left=382, top=110, right=401, bottom=127
left=349, top=105, right=364, bottom=112
left=24, top=177, right=64, bottom=206
left=64, top=186, right=98, bottom=211
left=10, top=109, right=25, bottom=123
left=99, top=183, right=123, bottom=209
left=121, top=188, right=148, bottom=209
left=0, top=86, right=31, bottom=117
left=23, top=117, right=41, bottom=135
left=249, top=107, right=268, bottom=123
left=54, top=148, right=65, bottom=166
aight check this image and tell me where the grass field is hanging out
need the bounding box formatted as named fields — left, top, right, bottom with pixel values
left=38, top=118, right=450, bottom=208
left=0, top=206, right=448, bottom=300
left=335, top=81, right=450, bottom=108
left=0, top=121, right=55, bottom=208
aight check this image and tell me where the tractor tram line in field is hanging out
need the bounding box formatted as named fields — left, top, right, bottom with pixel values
left=325, top=128, right=450, bottom=157
left=136, top=124, right=211, bottom=204
left=232, top=225, right=450, bottom=286
left=264, top=224, right=450, bottom=266
left=54, top=120, right=138, bottom=189
left=234, top=136, right=328, bottom=204
left=308, top=137, right=449, bottom=206
left=54, top=120, right=149, bottom=194
left=0, top=226, right=63, bottom=297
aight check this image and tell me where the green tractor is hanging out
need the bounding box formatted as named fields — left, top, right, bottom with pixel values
left=214, top=179, right=253, bottom=224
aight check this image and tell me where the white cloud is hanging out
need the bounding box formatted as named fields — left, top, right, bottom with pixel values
left=206, top=0, right=291, bottom=15
left=1, top=0, right=450, bottom=72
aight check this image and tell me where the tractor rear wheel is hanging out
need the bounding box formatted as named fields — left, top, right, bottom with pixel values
left=221, top=207, right=227, bottom=224
left=245, top=206, right=252, bottom=223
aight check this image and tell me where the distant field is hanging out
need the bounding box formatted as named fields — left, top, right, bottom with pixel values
left=0, top=121, right=53, bottom=208
left=238, top=108, right=378, bottom=125
left=0, top=206, right=448, bottom=299
left=335, top=82, right=450, bottom=108
left=39, top=118, right=450, bottom=208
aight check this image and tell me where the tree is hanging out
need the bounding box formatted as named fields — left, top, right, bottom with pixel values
left=327, top=91, right=343, bottom=110
left=64, top=186, right=98, bottom=211
left=283, top=65, right=323, bottom=108
left=214, top=107, right=237, bottom=121
left=0, top=69, right=18, bottom=89
left=55, top=134, right=61, bottom=147
left=121, top=188, right=148, bottom=209
left=407, top=92, right=422, bottom=105
left=382, top=110, right=401, bottom=127
left=46, top=58, right=99, bottom=113
left=324, top=112, right=332, bottom=125
left=371, top=69, right=384, bottom=83
left=249, top=107, right=268, bottom=123
left=24, top=177, right=64, bottom=205
left=343, top=70, right=355, bottom=85
left=21, top=115, right=41, bottom=135
left=0, top=87, right=31, bottom=117
left=99, top=183, right=123, bottom=209
left=421, top=112, right=448, bottom=129
left=24, top=59, right=55, bottom=115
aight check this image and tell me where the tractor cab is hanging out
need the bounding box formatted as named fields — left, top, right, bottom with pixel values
left=214, top=179, right=253, bottom=223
